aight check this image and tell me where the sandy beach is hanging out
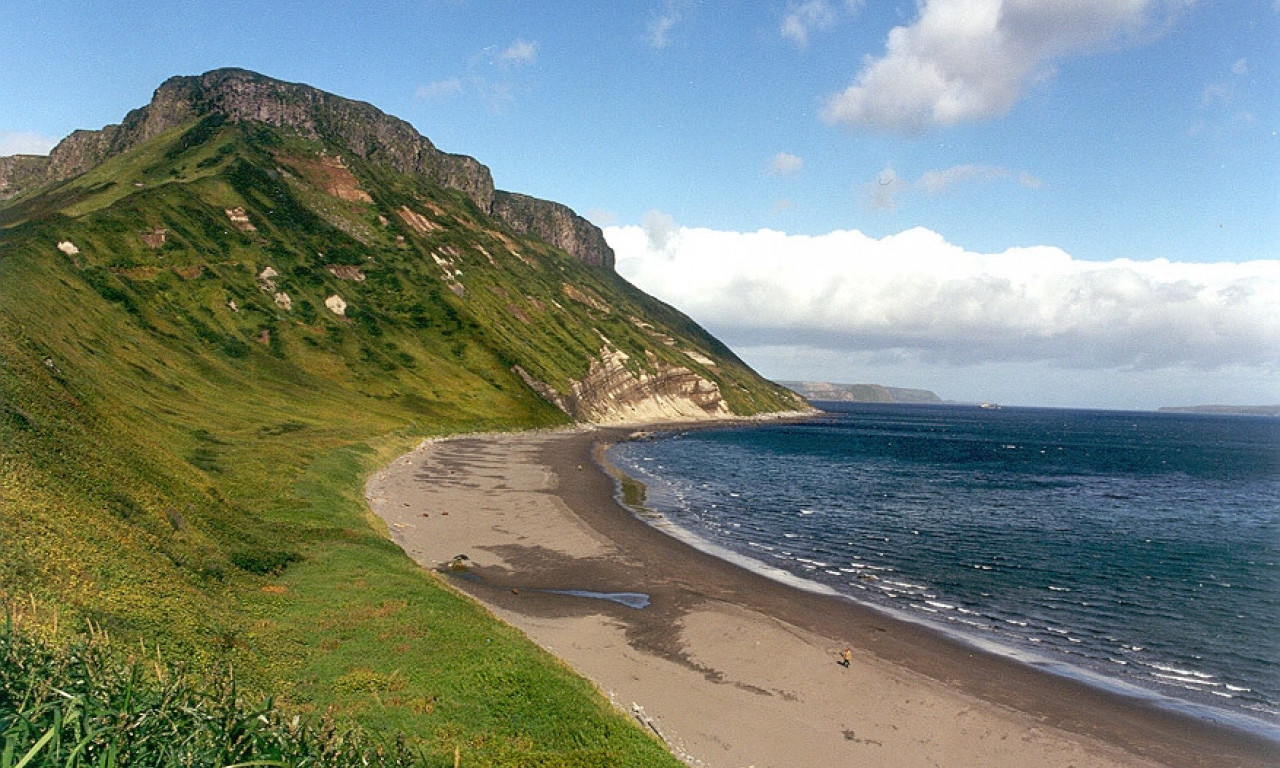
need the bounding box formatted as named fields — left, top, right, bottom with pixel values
left=365, top=428, right=1277, bottom=768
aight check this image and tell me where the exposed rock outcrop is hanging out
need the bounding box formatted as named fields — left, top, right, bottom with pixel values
left=0, top=68, right=614, bottom=268
left=0, top=154, right=50, bottom=199
left=515, top=346, right=731, bottom=425
left=152, top=70, right=496, bottom=212
left=492, top=191, right=615, bottom=269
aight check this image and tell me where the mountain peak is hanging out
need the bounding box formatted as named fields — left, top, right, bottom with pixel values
left=1, top=68, right=613, bottom=268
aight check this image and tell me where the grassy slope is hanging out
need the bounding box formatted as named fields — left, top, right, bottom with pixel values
left=0, top=118, right=800, bottom=765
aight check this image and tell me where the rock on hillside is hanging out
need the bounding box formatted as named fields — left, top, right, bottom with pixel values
left=0, top=68, right=613, bottom=268
left=515, top=345, right=730, bottom=424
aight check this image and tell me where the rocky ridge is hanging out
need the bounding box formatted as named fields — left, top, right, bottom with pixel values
left=0, top=68, right=613, bottom=269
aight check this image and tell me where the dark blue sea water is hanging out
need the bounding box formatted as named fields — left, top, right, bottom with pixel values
left=607, top=403, right=1280, bottom=734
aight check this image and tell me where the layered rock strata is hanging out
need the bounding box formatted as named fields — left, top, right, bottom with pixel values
left=514, top=346, right=731, bottom=425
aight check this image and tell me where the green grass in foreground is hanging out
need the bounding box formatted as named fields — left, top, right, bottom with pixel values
left=1, top=617, right=419, bottom=767
left=1, top=432, right=678, bottom=767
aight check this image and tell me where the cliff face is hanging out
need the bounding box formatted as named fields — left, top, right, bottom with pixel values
left=150, top=70, right=497, bottom=212
left=492, top=191, right=614, bottom=270
left=515, top=346, right=731, bottom=424
left=1, top=68, right=613, bottom=268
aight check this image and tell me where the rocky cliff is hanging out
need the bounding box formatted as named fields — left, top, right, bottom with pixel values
left=515, top=345, right=731, bottom=424
left=0, top=68, right=614, bottom=268
left=492, top=192, right=615, bottom=269
left=0, top=154, right=48, bottom=199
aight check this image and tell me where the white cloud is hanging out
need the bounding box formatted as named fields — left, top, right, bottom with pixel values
left=414, top=78, right=463, bottom=100
left=782, top=1, right=839, bottom=47
left=587, top=207, right=618, bottom=226
left=781, top=1, right=865, bottom=47
left=868, top=165, right=907, bottom=210
left=867, top=163, right=1042, bottom=209
left=917, top=163, right=1042, bottom=193
left=823, top=0, right=1164, bottom=133
left=498, top=39, right=539, bottom=66
left=1199, top=81, right=1231, bottom=108
left=768, top=152, right=804, bottom=175
left=647, top=1, right=689, bottom=48
left=0, top=131, right=58, bottom=156
left=641, top=209, right=680, bottom=250
left=605, top=221, right=1280, bottom=378
left=1194, top=57, right=1257, bottom=132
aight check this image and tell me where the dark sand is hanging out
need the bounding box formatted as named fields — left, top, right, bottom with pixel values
left=367, top=428, right=1278, bottom=768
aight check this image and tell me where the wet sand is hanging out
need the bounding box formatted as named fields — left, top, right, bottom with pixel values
left=365, top=428, right=1278, bottom=768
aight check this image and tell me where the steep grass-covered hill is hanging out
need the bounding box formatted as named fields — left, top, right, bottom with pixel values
left=0, top=69, right=802, bottom=765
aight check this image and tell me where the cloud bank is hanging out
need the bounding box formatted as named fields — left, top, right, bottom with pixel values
left=823, top=0, right=1165, bottom=132
left=606, top=221, right=1279, bottom=375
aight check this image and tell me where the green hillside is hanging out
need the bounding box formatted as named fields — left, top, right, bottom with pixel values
left=0, top=73, right=798, bottom=765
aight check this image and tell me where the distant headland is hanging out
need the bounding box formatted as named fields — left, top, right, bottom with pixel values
left=779, top=380, right=942, bottom=404
left=1158, top=405, right=1280, bottom=417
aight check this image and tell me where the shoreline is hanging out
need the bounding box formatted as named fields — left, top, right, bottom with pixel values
left=600, top=425, right=1280, bottom=743
left=366, top=426, right=1277, bottom=768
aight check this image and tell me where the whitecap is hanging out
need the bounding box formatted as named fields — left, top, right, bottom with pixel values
left=1153, top=673, right=1221, bottom=687
left=1150, top=663, right=1214, bottom=679
left=883, top=579, right=928, bottom=591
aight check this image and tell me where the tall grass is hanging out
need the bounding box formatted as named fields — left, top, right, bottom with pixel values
left=0, top=616, right=419, bottom=767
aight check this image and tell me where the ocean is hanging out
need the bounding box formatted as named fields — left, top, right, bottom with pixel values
left=606, top=403, right=1280, bottom=736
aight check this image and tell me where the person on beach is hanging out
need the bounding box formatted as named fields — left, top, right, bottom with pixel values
left=839, top=647, right=852, bottom=667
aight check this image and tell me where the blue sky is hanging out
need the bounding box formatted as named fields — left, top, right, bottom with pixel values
left=2, top=1, right=1276, bottom=409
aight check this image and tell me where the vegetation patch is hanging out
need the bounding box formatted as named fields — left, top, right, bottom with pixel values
left=0, top=619, right=422, bottom=767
